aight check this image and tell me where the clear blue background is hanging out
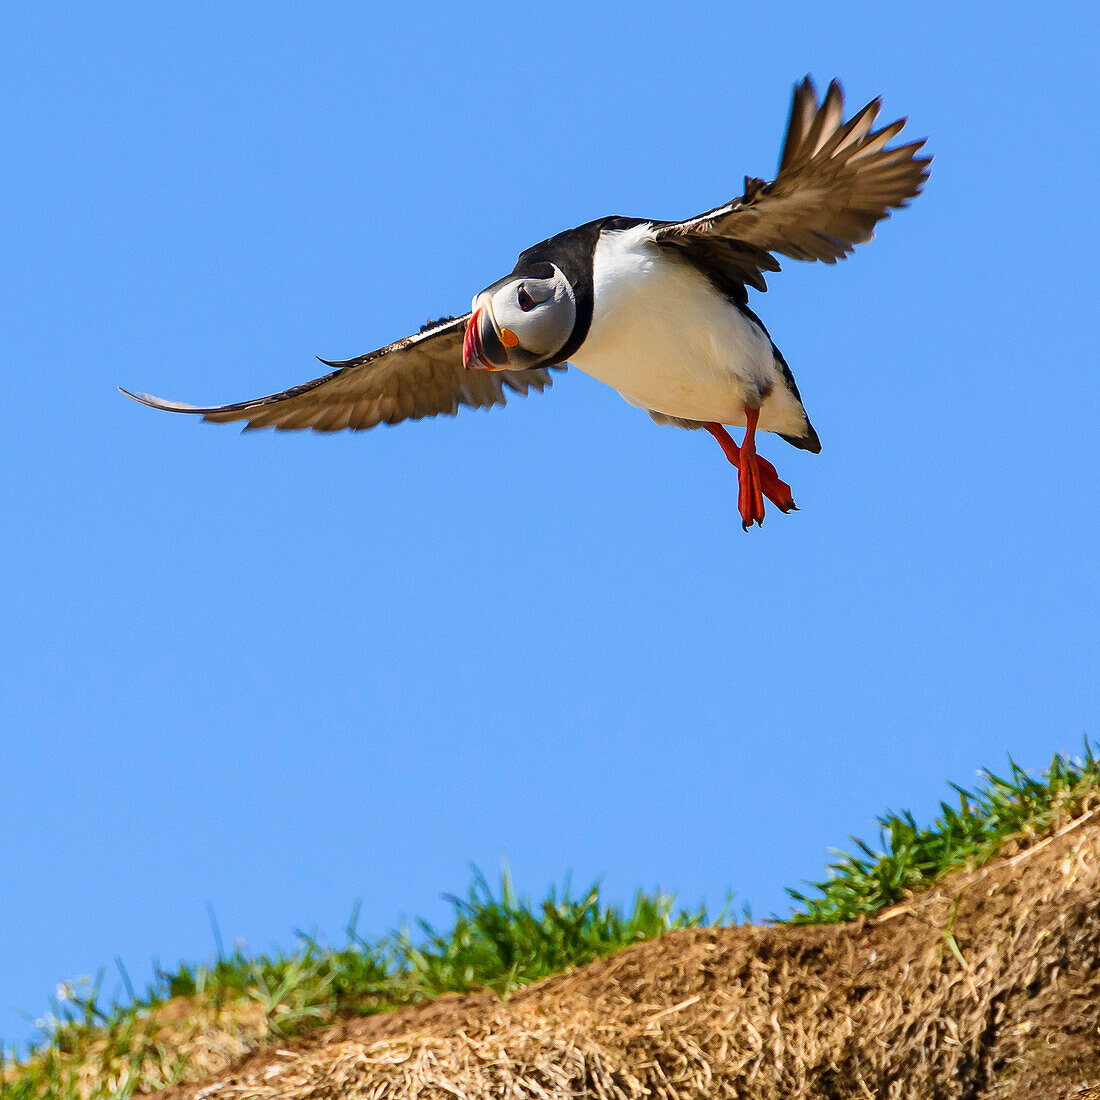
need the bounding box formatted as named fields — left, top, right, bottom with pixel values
left=2, top=1, right=1097, bottom=1052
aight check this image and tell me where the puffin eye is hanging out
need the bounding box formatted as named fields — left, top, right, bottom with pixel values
left=517, top=286, right=535, bottom=311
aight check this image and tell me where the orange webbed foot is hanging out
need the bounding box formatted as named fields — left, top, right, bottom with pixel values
left=704, top=413, right=796, bottom=530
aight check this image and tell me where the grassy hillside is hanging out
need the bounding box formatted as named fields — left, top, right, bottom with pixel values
left=3, top=745, right=1098, bottom=1100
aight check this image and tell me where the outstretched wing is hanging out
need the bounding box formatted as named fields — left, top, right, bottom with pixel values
left=120, top=314, right=561, bottom=432
left=654, top=77, right=931, bottom=291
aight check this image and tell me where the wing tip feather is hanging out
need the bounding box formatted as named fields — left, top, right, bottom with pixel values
left=119, top=386, right=205, bottom=415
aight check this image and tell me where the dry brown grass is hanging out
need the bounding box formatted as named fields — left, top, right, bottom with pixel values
left=1, top=996, right=269, bottom=1098
left=148, top=807, right=1100, bottom=1100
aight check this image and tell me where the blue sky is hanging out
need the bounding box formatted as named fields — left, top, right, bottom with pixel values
left=2, top=1, right=1097, bottom=1051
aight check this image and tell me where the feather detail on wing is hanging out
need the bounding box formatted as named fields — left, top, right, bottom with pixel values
left=120, top=314, right=561, bottom=432
left=654, top=77, right=931, bottom=290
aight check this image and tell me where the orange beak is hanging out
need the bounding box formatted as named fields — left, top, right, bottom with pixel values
left=462, top=306, right=510, bottom=370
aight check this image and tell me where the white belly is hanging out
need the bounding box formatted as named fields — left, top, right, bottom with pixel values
left=570, top=224, right=806, bottom=434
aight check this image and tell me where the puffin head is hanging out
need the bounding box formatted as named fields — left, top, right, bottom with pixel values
left=463, top=262, right=576, bottom=372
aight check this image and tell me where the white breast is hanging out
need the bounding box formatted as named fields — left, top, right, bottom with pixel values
left=570, top=224, right=805, bottom=434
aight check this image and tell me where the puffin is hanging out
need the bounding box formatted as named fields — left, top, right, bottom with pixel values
left=122, top=77, right=929, bottom=530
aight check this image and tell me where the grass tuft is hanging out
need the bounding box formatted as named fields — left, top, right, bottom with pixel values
left=785, top=743, right=1100, bottom=923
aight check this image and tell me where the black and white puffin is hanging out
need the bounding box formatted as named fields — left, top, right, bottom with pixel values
left=123, top=77, right=929, bottom=529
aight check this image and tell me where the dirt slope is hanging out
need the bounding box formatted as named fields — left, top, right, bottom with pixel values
left=154, top=809, right=1100, bottom=1100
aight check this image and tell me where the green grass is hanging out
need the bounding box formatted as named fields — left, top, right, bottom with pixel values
left=786, top=743, right=1100, bottom=923
left=4, top=744, right=1098, bottom=1099
left=1, top=870, right=715, bottom=1099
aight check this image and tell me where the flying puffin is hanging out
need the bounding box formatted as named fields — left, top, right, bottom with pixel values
left=122, top=77, right=929, bottom=530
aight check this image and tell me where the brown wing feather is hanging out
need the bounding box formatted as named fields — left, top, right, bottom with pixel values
left=120, top=314, right=561, bottom=432
left=655, top=77, right=930, bottom=289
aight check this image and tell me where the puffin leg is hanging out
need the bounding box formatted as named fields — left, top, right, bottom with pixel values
left=737, top=407, right=766, bottom=529
left=703, top=421, right=796, bottom=526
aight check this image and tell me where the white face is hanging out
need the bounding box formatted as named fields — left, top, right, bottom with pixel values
left=463, top=264, right=576, bottom=371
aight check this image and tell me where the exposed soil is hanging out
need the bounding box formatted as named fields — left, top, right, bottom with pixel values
left=152, top=808, right=1100, bottom=1100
